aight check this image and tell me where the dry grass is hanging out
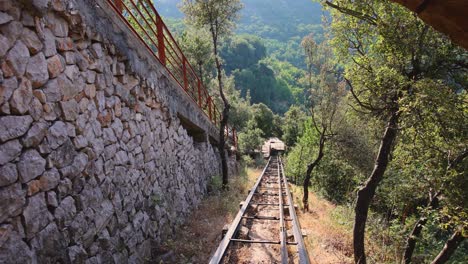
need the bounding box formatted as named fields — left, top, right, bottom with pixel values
left=290, top=185, right=354, bottom=264
left=157, top=167, right=262, bottom=263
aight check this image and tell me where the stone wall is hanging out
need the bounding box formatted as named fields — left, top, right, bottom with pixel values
left=0, top=0, right=234, bottom=262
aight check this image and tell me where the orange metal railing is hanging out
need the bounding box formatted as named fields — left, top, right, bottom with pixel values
left=107, top=0, right=237, bottom=149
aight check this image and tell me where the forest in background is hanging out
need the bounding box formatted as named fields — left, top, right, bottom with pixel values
left=157, top=0, right=467, bottom=263
left=156, top=0, right=323, bottom=114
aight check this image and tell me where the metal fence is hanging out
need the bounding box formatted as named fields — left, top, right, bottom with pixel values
left=106, top=0, right=237, bottom=148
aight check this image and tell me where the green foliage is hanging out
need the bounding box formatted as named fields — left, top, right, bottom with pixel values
left=221, top=35, right=267, bottom=73
left=178, top=26, right=214, bottom=84
left=281, top=105, right=307, bottom=147
left=238, top=119, right=264, bottom=154
left=180, top=0, right=243, bottom=38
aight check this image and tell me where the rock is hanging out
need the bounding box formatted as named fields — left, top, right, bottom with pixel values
left=47, top=121, right=68, bottom=149
left=51, top=0, right=66, bottom=12
left=90, top=43, right=103, bottom=58
left=0, top=77, right=17, bottom=105
left=0, top=228, right=36, bottom=264
left=73, top=135, right=87, bottom=149
left=23, top=192, right=53, bottom=239
left=25, top=52, right=48, bottom=88
left=30, top=222, right=68, bottom=263
left=9, top=78, right=33, bottom=114
left=32, top=0, right=51, bottom=15
left=63, top=51, right=76, bottom=65
left=38, top=168, right=60, bottom=191
left=56, top=37, right=73, bottom=51
left=114, top=151, right=129, bottom=166
left=0, top=115, right=33, bottom=142
left=18, top=149, right=46, bottom=183
left=42, top=78, right=60, bottom=102
left=0, top=140, right=22, bottom=165
left=33, top=90, right=46, bottom=103
left=0, top=163, right=17, bottom=187
left=55, top=196, right=76, bottom=227
left=84, top=84, right=96, bottom=98
left=20, top=28, right=43, bottom=54
left=60, top=74, right=82, bottom=100
left=46, top=12, right=68, bottom=37
left=0, top=183, right=25, bottom=223
left=60, top=99, right=78, bottom=121
left=1, top=21, right=22, bottom=44
left=28, top=97, right=43, bottom=121
left=5, top=40, right=29, bottom=77
left=49, top=139, right=76, bottom=168
left=46, top=191, right=58, bottom=207
left=68, top=245, right=87, bottom=263
left=22, top=121, right=48, bottom=147
left=47, top=54, right=65, bottom=79
left=0, top=34, right=11, bottom=57
left=27, top=180, right=41, bottom=196
left=103, top=128, right=117, bottom=145
left=0, top=11, right=13, bottom=25
left=43, top=28, right=57, bottom=57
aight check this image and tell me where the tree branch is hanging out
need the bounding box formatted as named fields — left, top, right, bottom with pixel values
left=325, top=1, right=377, bottom=26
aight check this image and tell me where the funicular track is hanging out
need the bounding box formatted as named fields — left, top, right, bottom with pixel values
left=210, top=156, right=310, bottom=264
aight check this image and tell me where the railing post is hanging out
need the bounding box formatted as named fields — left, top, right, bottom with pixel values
left=115, top=0, right=123, bottom=13
left=183, top=57, right=188, bottom=91
left=208, top=97, right=212, bottom=121
left=156, top=15, right=166, bottom=66
left=197, top=79, right=202, bottom=107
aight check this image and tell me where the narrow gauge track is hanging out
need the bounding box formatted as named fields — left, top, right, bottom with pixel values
left=210, top=156, right=310, bottom=264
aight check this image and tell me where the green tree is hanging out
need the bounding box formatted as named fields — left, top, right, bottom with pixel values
left=282, top=105, right=307, bottom=147
left=238, top=119, right=264, bottom=154
left=178, top=27, right=214, bottom=86
left=221, top=35, right=267, bottom=73
left=323, top=0, right=467, bottom=262
left=181, top=0, right=243, bottom=188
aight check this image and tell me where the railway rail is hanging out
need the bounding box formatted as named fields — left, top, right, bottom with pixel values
left=210, top=156, right=310, bottom=263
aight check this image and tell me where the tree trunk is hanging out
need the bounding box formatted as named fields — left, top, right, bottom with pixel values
left=210, top=27, right=230, bottom=189
left=302, top=135, right=325, bottom=212
left=431, top=230, right=465, bottom=264
left=402, top=193, right=439, bottom=263
left=403, top=150, right=467, bottom=263
left=353, top=111, right=399, bottom=264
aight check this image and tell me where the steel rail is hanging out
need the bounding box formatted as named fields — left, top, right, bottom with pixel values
left=209, top=157, right=272, bottom=264
left=278, top=156, right=288, bottom=263
left=279, top=156, right=310, bottom=264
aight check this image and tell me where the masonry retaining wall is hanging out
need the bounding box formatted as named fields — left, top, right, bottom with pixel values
left=0, top=0, right=235, bottom=262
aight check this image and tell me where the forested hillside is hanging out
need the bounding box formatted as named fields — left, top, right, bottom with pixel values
left=156, top=0, right=323, bottom=115
left=169, top=0, right=467, bottom=263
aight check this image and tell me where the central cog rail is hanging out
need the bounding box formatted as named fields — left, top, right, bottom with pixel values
left=209, top=156, right=310, bottom=263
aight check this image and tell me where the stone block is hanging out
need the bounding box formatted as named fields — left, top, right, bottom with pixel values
left=5, top=40, right=29, bottom=77
left=0, top=183, right=25, bottom=223
left=20, top=27, right=43, bottom=55
left=49, top=139, right=76, bottom=169
left=10, top=78, right=33, bottom=114
left=46, top=120, right=68, bottom=149
left=0, top=115, right=33, bottom=142
left=60, top=99, right=78, bottom=121
left=0, top=77, right=17, bottom=105
left=22, top=121, right=48, bottom=148
left=0, top=163, right=17, bottom=187
left=17, top=149, right=46, bottom=183
left=47, top=54, right=65, bottom=78
left=0, top=139, right=22, bottom=165
left=0, top=227, right=36, bottom=263
left=43, top=28, right=57, bottom=57
left=25, top=52, right=48, bottom=88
